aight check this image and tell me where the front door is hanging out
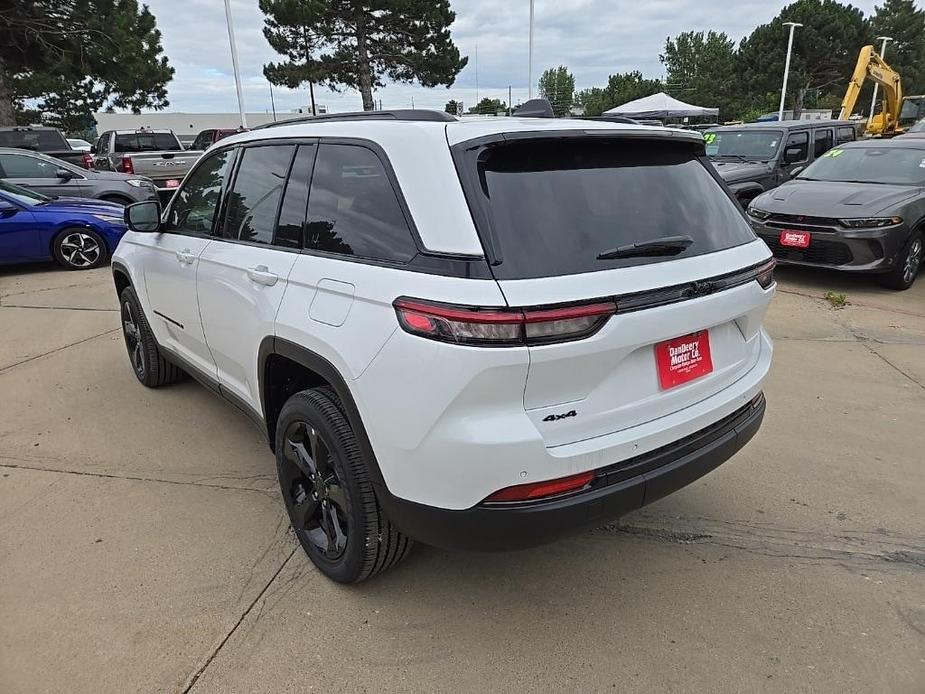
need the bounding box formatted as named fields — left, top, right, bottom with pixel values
left=0, top=201, right=40, bottom=262
left=0, top=153, right=86, bottom=198
left=198, top=143, right=307, bottom=412
left=140, top=148, right=234, bottom=378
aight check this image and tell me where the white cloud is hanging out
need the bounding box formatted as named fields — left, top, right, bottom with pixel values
left=143, top=0, right=878, bottom=114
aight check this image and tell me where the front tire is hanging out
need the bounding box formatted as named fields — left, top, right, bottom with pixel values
left=53, top=228, right=108, bottom=270
left=879, top=230, right=923, bottom=291
left=275, top=388, right=412, bottom=583
left=119, top=286, right=186, bottom=387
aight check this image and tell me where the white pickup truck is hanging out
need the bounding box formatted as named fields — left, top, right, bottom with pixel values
left=91, top=129, right=202, bottom=201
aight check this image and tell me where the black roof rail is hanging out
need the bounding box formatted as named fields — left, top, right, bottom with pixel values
left=252, top=109, right=457, bottom=130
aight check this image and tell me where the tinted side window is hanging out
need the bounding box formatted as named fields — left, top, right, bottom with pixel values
left=165, top=149, right=232, bottom=234
left=836, top=126, right=855, bottom=144
left=191, top=131, right=211, bottom=150
left=813, top=129, right=834, bottom=157
left=221, top=144, right=295, bottom=244
left=785, top=132, right=809, bottom=162
left=0, top=154, right=57, bottom=178
left=274, top=145, right=316, bottom=249
left=305, top=144, right=417, bottom=263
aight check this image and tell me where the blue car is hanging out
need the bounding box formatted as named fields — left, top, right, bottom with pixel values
left=0, top=179, right=128, bottom=270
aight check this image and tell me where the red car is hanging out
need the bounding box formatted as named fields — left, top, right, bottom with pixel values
left=189, top=128, right=247, bottom=151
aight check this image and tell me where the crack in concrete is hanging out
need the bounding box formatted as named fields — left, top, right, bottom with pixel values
left=0, top=328, right=119, bottom=374
left=777, top=287, right=925, bottom=319
left=0, top=460, right=274, bottom=495
left=181, top=549, right=298, bottom=693
left=862, top=343, right=925, bottom=391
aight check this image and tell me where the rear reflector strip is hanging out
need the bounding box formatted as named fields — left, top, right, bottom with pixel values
left=484, top=471, right=596, bottom=503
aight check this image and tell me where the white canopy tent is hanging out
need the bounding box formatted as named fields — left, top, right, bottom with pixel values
left=604, top=92, right=718, bottom=119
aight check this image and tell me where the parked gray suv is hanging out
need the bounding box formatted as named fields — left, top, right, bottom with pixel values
left=0, top=148, right=158, bottom=205
left=705, top=120, right=857, bottom=205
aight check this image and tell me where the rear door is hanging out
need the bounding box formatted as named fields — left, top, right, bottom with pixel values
left=459, top=136, right=772, bottom=446
left=197, top=142, right=304, bottom=412
left=140, top=148, right=233, bottom=377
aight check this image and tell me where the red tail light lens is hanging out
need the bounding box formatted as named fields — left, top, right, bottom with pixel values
left=756, top=258, right=776, bottom=289
left=393, top=298, right=615, bottom=347
left=484, top=471, right=596, bottom=503
left=119, top=157, right=134, bottom=174
left=81, top=153, right=93, bottom=170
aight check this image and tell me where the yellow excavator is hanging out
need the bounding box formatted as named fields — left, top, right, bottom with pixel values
left=838, top=45, right=925, bottom=136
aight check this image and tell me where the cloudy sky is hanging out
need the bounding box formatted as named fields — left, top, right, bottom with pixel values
left=143, top=0, right=879, bottom=115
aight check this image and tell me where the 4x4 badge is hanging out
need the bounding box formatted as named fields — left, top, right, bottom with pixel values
left=543, top=409, right=577, bottom=422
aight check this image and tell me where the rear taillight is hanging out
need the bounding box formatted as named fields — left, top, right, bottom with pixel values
left=119, top=157, right=134, bottom=174
left=756, top=258, right=776, bottom=289
left=81, top=153, right=93, bottom=170
left=484, top=471, right=596, bottom=503
left=393, top=298, right=615, bottom=347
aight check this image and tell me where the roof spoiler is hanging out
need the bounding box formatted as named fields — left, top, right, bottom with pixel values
left=513, top=98, right=555, bottom=118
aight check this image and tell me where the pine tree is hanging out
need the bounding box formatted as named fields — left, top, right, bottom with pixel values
left=870, top=0, right=925, bottom=94
left=260, top=0, right=468, bottom=111
left=0, top=0, right=173, bottom=127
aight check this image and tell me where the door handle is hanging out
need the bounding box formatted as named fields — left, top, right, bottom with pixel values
left=247, top=265, right=278, bottom=286
left=176, top=249, right=196, bottom=265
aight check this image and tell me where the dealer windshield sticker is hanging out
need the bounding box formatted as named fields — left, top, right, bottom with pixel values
left=703, top=133, right=717, bottom=144
left=823, top=148, right=845, bottom=158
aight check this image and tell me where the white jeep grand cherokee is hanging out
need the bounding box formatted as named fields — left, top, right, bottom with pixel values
left=114, top=109, right=775, bottom=583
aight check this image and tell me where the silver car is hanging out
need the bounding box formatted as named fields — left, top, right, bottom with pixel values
left=0, top=148, right=158, bottom=205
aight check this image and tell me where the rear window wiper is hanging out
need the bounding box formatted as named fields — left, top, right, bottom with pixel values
left=597, top=235, right=694, bottom=260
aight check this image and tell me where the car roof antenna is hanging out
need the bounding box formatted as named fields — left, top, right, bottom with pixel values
left=513, top=98, right=555, bottom=118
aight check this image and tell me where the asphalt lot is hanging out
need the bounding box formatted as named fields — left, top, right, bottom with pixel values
left=1, top=262, right=923, bottom=693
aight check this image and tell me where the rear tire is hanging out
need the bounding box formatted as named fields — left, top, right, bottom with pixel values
left=119, top=286, right=186, bottom=387
left=52, top=228, right=108, bottom=270
left=275, top=388, right=412, bottom=583
left=878, top=230, right=923, bottom=290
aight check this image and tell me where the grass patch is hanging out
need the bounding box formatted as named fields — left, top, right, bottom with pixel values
left=824, top=291, right=848, bottom=309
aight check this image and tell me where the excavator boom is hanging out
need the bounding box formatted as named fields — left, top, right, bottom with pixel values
left=839, top=45, right=904, bottom=136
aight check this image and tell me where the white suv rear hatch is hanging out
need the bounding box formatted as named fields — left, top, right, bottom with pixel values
left=455, top=135, right=774, bottom=447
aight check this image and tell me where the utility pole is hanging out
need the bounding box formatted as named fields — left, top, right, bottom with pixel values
left=475, top=43, right=479, bottom=105
left=508, top=85, right=512, bottom=116
left=778, top=22, right=802, bottom=122
left=528, top=0, right=535, bottom=99
left=411, top=95, right=415, bottom=109
left=869, top=36, right=893, bottom=119
left=223, top=0, right=247, bottom=128
left=269, top=83, right=277, bottom=122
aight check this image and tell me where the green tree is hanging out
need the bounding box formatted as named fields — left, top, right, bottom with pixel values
left=0, top=0, right=173, bottom=127
left=467, top=97, right=506, bottom=115
left=260, top=0, right=328, bottom=115
left=260, top=0, right=468, bottom=111
left=538, top=65, right=575, bottom=117
left=444, top=98, right=461, bottom=115
left=575, top=72, right=662, bottom=117
left=660, top=31, right=739, bottom=121
left=870, top=0, right=925, bottom=94
left=738, top=0, right=871, bottom=119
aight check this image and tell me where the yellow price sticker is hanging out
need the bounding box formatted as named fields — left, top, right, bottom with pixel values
left=823, top=148, right=844, bottom=158
left=703, top=133, right=717, bottom=144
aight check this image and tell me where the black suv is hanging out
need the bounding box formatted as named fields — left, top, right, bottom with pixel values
left=705, top=120, right=857, bottom=205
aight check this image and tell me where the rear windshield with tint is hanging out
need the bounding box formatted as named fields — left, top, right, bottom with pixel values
left=114, top=132, right=181, bottom=152
left=798, top=146, right=925, bottom=186
left=473, top=139, right=756, bottom=279
left=0, top=129, right=68, bottom=150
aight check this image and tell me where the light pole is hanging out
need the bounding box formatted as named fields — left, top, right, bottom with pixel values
left=223, top=0, right=247, bottom=128
left=778, top=21, right=802, bottom=122
left=869, top=36, right=893, bottom=119
left=528, top=0, right=534, bottom=99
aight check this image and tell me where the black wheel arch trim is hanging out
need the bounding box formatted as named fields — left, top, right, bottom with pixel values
left=259, top=336, right=388, bottom=489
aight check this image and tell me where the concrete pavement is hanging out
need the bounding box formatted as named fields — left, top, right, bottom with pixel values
left=1, top=262, right=923, bottom=693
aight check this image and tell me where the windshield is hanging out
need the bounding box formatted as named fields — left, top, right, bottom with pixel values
left=114, top=132, right=182, bottom=152
left=909, top=119, right=925, bottom=134
left=0, top=180, right=50, bottom=205
left=797, top=146, right=925, bottom=186
left=469, top=139, right=756, bottom=280
left=704, top=130, right=782, bottom=160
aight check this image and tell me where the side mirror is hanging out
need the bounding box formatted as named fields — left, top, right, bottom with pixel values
left=55, top=168, right=75, bottom=180
left=90, top=146, right=97, bottom=154
left=784, top=147, right=803, bottom=164
left=124, top=200, right=161, bottom=233
left=789, top=165, right=805, bottom=178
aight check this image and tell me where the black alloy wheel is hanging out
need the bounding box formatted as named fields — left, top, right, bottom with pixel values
left=121, top=298, right=145, bottom=380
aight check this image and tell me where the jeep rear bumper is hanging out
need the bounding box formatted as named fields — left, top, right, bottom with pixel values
left=376, top=394, right=765, bottom=551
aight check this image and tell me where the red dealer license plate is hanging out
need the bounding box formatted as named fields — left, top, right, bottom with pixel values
left=780, top=229, right=811, bottom=248
left=655, top=332, right=714, bottom=390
